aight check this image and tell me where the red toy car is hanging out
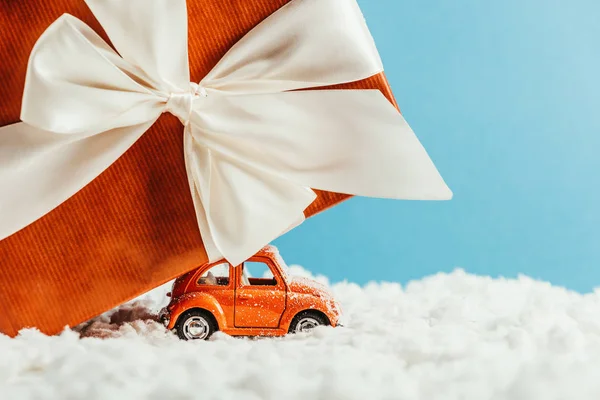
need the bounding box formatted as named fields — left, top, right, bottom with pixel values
left=159, top=246, right=342, bottom=340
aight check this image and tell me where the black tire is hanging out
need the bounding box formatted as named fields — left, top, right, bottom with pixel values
left=288, top=310, right=329, bottom=334
left=176, top=309, right=218, bottom=340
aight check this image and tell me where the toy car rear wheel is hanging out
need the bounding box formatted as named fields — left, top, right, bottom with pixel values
left=289, top=310, right=329, bottom=334
left=176, top=309, right=218, bottom=341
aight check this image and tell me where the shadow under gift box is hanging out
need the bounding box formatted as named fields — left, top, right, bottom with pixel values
left=0, top=0, right=398, bottom=337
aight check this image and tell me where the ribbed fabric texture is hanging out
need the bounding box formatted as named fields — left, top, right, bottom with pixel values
left=0, top=0, right=398, bottom=337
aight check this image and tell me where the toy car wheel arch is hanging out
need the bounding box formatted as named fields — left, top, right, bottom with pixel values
left=288, top=310, right=329, bottom=334
left=176, top=309, right=218, bottom=340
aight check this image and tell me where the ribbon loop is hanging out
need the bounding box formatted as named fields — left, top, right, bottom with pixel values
left=84, top=0, right=191, bottom=92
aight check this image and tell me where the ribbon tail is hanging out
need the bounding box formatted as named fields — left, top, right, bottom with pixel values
left=183, top=127, right=221, bottom=262
left=191, top=90, right=452, bottom=202
left=184, top=123, right=315, bottom=266
left=0, top=120, right=155, bottom=242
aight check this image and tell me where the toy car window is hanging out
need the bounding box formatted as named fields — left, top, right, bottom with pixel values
left=242, top=261, right=277, bottom=286
left=197, top=262, right=230, bottom=286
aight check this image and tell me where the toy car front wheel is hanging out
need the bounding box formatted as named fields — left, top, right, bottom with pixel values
left=176, top=309, right=218, bottom=340
left=289, top=311, right=329, bottom=334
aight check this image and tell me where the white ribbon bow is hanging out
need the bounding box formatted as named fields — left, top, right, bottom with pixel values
left=0, top=0, right=452, bottom=265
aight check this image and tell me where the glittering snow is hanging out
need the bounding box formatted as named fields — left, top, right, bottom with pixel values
left=3, top=267, right=600, bottom=400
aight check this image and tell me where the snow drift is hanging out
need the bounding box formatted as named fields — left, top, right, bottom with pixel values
left=2, top=267, right=600, bottom=400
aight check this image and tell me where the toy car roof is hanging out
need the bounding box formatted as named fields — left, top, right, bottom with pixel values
left=198, top=245, right=284, bottom=268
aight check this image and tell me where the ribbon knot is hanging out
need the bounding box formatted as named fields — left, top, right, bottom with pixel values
left=165, top=83, right=204, bottom=125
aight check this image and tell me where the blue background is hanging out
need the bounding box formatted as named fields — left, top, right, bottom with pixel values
left=274, top=0, right=600, bottom=292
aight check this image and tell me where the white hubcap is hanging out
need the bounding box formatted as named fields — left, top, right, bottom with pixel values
left=183, top=316, right=210, bottom=340
left=295, top=317, right=321, bottom=333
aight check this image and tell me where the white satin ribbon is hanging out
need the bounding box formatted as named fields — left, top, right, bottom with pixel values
left=0, top=0, right=452, bottom=265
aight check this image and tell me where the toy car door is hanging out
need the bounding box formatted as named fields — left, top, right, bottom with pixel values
left=194, top=262, right=235, bottom=326
left=234, top=257, right=286, bottom=328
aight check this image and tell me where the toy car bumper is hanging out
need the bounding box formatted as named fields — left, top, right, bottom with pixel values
left=158, top=307, right=170, bottom=327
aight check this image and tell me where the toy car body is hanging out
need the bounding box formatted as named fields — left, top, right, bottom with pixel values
left=159, top=246, right=342, bottom=340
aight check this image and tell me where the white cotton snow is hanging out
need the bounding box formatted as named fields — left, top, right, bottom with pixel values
left=2, top=268, right=600, bottom=400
